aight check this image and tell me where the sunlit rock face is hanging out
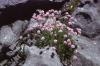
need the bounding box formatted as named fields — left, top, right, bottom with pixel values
left=23, top=46, right=63, bottom=66
left=0, top=25, right=18, bottom=46
left=0, top=20, right=28, bottom=46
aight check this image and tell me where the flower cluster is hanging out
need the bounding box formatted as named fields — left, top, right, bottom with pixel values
left=37, top=20, right=66, bottom=32
left=30, top=9, right=81, bottom=35
left=22, top=9, right=81, bottom=65
left=32, top=9, right=61, bottom=22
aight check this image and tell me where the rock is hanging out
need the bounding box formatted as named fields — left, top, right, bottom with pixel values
left=68, top=1, right=100, bottom=66
left=72, top=35, right=100, bottom=66
left=0, top=0, right=66, bottom=9
left=12, top=20, right=28, bottom=36
left=93, top=0, right=100, bottom=15
left=53, top=0, right=64, bottom=2
left=0, top=0, right=28, bottom=8
left=0, top=20, right=28, bottom=65
left=0, top=25, right=18, bottom=46
left=26, top=18, right=39, bottom=31
left=23, top=46, right=63, bottom=66
left=72, top=4, right=100, bottom=38
left=0, top=20, right=28, bottom=46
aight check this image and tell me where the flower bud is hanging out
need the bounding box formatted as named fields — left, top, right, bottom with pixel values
left=64, top=41, right=67, bottom=44
left=73, top=55, right=78, bottom=60
left=54, top=34, right=57, bottom=36
left=64, top=34, right=67, bottom=38
left=41, top=37, right=45, bottom=40
left=19, top=36, right=23, bottom=39
left=76, top=28, right=81, bottom=34
left=71, top=45, right=75, bottom=48
left=58, top=29, right=63, bottom=33
left=37, top=30, right=41, bottom=34
left=54, top=39, right=57, bottom=43
left=74, top=50, right=78, bottom=53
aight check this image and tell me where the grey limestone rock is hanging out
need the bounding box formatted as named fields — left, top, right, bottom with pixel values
left=0, top=25, right=18, bottom=46
left=23, top=46, right=63, bottom=66
left=0, top=0, right=28, bottom=8
left=72, top=35, right=100, bottom=66
left=73, top=4, right=100, bottom=38
left=12, top=20, right=28, bottom=36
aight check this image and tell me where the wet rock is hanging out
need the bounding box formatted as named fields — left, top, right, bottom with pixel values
left=23, top=46, right=63, bottom=66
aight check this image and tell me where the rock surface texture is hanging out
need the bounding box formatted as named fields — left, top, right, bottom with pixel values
left=0, top=25, right=18, bottom=46
left=72, top=35, right=100, bottom=66
left=70, top=0, right=100, bottom=66
left=23, top=46, right=63, bottom=66
left=73, top=3, right=100, bottom=38
left=0, top=0, right=28, bottom=8
left=0, top=0, right=100, bottom=66
left=0, top=20, right=28, bottom=46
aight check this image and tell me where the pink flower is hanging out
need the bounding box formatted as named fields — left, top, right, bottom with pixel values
left=76, top=28, right=81, bottom=34
left=70, top=17, right=74, bottom=20
left=41, top=28, right=45, bottom=31
left=54, top=10, right=59, bottom=14
left=67, top=27, right=73, bottom=31
left=64, top=41, right=67, bottom=44
left=68, top=22, right=73, bottom=25
left=67, top=39, right=71, bottom=43
left=51, top=13, right=55, bottom=17
left=39, top=10, right=44, bottom=14
left=74, top=32, right=78, bottom=35
left=65, top=12, right=69, bottom=15
left=37, top=15, right=44, bottom=21
left=38, top=24, right=43, bottom=28
left=71, top=45, right=75, bottom=48
left=64, top=16, right=68, bottom=19
left=68, top=42, right=72, bottom=46
left=45, top=12, right=49, bottom=16
left=67, top=15, right=71, bottom=18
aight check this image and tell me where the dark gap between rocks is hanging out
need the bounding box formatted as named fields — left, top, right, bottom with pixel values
left=0, top=0, right=68, bottom=27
